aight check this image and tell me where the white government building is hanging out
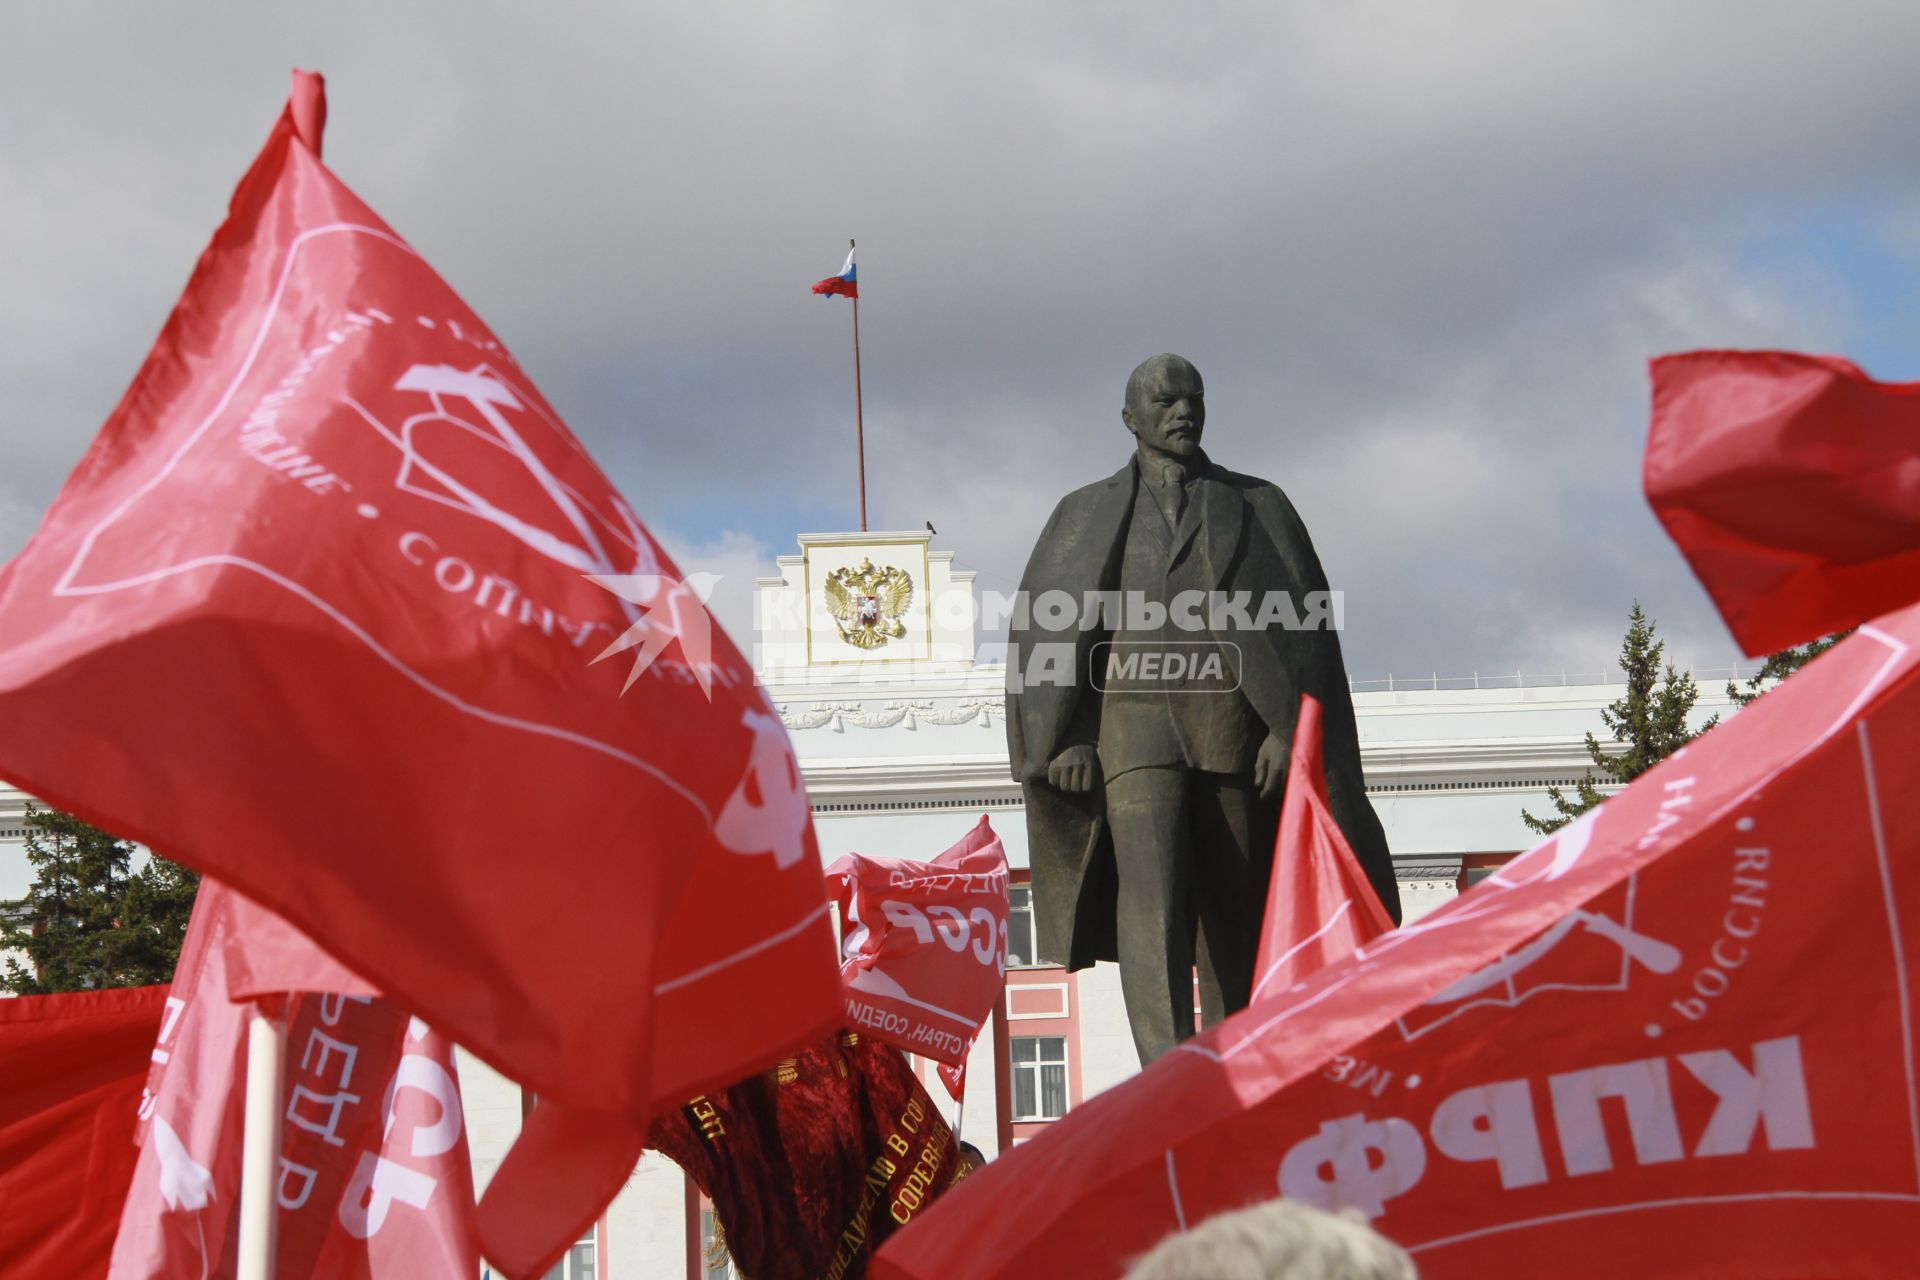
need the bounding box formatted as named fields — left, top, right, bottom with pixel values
left=0, top=529, right=1738, bottom=1279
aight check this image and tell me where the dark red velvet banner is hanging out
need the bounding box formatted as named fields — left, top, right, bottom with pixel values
left=651, top=1030, right=963, bottom=1280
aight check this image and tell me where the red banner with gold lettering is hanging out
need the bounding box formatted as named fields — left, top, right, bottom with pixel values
left=876, top=605, right=1920, bottom=1278
left=651, top=1030, right=963, bottom=1280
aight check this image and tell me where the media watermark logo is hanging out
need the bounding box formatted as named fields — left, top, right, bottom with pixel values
left=580, top=575, right=1342, bottom=696
left=584, top=572, right=722, bottom=697
left=1004, top=590, right=1339, bottom=692
left=1004, top=589, right=1341, bottom=637
left=1091, top=641, right=1243, bottom=694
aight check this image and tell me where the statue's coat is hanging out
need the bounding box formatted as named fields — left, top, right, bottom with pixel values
left=1006, top=457, right=1399, bottom=971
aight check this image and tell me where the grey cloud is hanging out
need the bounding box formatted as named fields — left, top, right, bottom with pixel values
left=5, top=3, right=1919, bottom=684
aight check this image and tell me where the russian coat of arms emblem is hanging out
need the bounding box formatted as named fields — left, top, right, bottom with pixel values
left=823, top=558, right=912, bottom=650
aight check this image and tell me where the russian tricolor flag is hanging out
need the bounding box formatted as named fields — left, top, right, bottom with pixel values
left=810, top=248, right=858, bottom=299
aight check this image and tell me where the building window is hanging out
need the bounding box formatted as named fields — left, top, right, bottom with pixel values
left=1007, top=884, right=1038, bottom=968
left=542, top=1231, right=595, bottom=1280
left=700, top=1204, right=739, bottom=1278
left=1010, top=1034, right=1068, bottom=1120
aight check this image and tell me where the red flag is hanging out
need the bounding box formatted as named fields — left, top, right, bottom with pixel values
left=1646, top=350, right=1920, bottom=656
left=110, top=885, right=248, bottom=1275
left=0, top=70, right=840, bottom=1269
left=1252, top=695, right=1395, bottom=1003
left=875, top=607, right=1920, bottom=1278
left=934, top=1059, right=967, bottom=1104
left=111, top=880, right=482, bottom=1279
left=284, top=1017, right=480, bottom=1280
left=650, top=1029, right=963, bottom=1279
left=0, top=984, right=167, bottom=1280
left=827, top=816, right=1009, bottom=1076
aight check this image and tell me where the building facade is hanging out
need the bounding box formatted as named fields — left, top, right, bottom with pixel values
left=0, top=530, right=1737, bottom=1278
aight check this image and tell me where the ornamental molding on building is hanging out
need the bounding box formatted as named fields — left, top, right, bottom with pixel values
left=775, top=702, right=867, bottom=731
left=775, top=689, right=1609, bottom=792
left=775, top=697, right=1001, bottom=732
left=1394, top=858, right=1464, bottom=882
left=800, top=753, right=1017, bottom=803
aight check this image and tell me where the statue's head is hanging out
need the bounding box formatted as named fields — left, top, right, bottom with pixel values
left=1122, top=354, right=1205, bottom=461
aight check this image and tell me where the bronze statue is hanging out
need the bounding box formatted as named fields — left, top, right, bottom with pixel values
left=1007, top=354, right=1399, bottom=1064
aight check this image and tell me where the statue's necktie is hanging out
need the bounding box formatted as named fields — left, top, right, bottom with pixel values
left=1156, top=467, right=1188, bottom=532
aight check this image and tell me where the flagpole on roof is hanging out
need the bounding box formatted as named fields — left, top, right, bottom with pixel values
left=235, top=1003, right=287, bottom=1280
left=850, top=238, right=867, bottom=532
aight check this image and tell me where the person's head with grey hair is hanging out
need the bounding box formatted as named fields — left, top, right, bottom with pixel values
left=1122, top=1198, right=1416, bottom=1280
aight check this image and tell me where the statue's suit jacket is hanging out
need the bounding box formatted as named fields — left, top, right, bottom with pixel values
left=1006, top=455, right=1400, bottom=971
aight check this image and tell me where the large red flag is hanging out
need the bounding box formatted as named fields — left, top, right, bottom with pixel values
left=650, top=1029, right=963, bottom=1279
left=1251, top=695, right=1395, bottom=1003
left=0, top=984, right=167, bottom=1280
left=1646, top=350, right=1920, bottom=656
left=875, top=610, right=1920, bottom=1278
left=0, top=71, right=840, bottom=1270
left=827, top=816, right=1009, bottom=1078
left=111, top=880, right=482, bottom=1279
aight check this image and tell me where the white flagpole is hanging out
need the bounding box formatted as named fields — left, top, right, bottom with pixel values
left=236, top=1003, right=287, bottom=1280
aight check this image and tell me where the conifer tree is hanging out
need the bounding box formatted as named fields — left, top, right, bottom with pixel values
left=1, top=804, right=198, bottom=994
left=1521, top=603, right=1718, bottom=835
left=1726, top=631, right=1852, bottom=708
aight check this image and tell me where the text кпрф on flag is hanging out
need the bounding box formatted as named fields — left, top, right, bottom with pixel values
left=874, top=349, right=1920, bottom=1279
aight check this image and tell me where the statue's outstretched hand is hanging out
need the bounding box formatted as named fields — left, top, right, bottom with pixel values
left=1254, top=733, right=1288, bottom=802
left=1047, top=744, right=1101, bottom=794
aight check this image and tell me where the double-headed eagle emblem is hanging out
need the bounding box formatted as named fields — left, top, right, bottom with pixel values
left=823, top=558, right=913, bottom=650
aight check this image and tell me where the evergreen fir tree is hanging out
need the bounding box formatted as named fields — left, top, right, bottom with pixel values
left=0, top=804, right=198, bottom=994
left=1521, top=603, right=1719, bottom=835
left=1726, top=631, right=1852, bottom=708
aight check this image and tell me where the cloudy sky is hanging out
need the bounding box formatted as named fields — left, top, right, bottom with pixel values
left=6, top=2, right=1920, bottom=683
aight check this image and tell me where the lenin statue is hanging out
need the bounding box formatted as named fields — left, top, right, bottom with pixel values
left=1006, top=354, right=1400, bottom=1065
